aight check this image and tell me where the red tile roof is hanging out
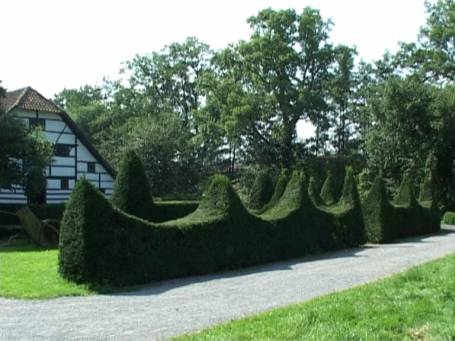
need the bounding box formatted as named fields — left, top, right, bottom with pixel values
left=1, top=87, right=61, bottom=113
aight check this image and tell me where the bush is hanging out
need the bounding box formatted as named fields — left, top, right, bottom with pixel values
left=111, top=150, right=154, bottom=220
left=442, top=212, right=455, bottom=225
left=320, top=171, right=337, bottom=206
left=248, top=171, right=274, bottom=210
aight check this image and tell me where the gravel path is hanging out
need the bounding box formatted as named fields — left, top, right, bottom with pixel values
left=1, top=226, right=455, bottom=341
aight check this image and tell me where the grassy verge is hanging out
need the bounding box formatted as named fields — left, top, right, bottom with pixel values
left=179, top=253, right=455, bottom=340
left=0, top=241, right=92, bottom=299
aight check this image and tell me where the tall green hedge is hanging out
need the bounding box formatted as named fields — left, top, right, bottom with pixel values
left=248, top=171, right=274, bottom=210
left=59, top=168, right=440, bottom=287
left=111, top=150, right=154, bottom=220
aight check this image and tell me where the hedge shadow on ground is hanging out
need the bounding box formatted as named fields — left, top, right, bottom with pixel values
left=59, top=165, right=440, bottom=287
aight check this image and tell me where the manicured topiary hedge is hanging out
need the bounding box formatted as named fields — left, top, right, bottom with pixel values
left=59, top=170, right=369, bottom=286
left=363, top=173, right=440, bottom=243
left=111, top=150, right=155, bottom=220
left=58, top=164, right=441, bottom=287
left=248, top=171, right=274, bottom=210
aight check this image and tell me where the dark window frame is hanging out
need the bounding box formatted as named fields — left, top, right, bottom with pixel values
left=61, top=178, right=69, bottom=190
left=54, top=144, right=72, bottom=157
left=29, top=118, right=46, bottom=130
left=87, top=162, right=96, bottom=173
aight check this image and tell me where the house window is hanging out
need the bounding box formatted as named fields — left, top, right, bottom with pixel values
left=55, top=144, right=72, bottom=157
left=87, top=162, right=96, bottom=173
left=99, top=188, right=106, bottom=194
left=61, top=178, right=69, bottom=190
left=29, top=118, right=46, bottom=130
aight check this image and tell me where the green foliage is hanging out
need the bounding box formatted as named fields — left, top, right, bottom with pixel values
left=254, top=170, right=289, bottom=214
left=320, top=171, right=337, bottom=206
left=124, top=112, right=203, bottom=197
left=363, top=173, right=440, bottom=243
left=362, top=176, right=396, bottom=243
left=0, top=112, right=52, bottom=190
left=111, top=150, right=154, bottom=220
left=152, top=201, right=198, bottom=223
left=394, top=172, right=416, bottom=206
left=248, top=171, right=274, bottom=209
left=442, top=211, right=455, bottom=225
left=308, top=176, right=322, bottom=206
left=60, top=167, right=439, bottom=287
left=24, top=167, right=46, bottom=204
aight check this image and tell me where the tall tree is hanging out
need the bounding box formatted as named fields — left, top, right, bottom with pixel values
left=221, top=8, right=337, bottom=168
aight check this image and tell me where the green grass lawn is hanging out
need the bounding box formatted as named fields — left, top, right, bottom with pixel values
left=0, top=242, right=92, bottom=299
left=180, top=253, right=455, bottom=340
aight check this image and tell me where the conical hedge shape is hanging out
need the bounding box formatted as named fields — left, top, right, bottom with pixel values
left=362, top=176, right=395, bottom=242
left=59, top=179, right=115, bottom=283
left=340, top=167, right=361, bottom=206
left=308, top=176, right=322, bottom=206
left=111, top=150, right=153, bottom=219
left=320, top=171, right=337, bottom=206
left=394, top=172, right=417, bottom=207
left=419, top=155, right=436, bottom=203
left=199, top=174, right=247, bottom=216
left=338, top=167, right=366, bottom=245
left=248, top=171, right=274, bottom=209
left=256, top=170, right=289, bottom=213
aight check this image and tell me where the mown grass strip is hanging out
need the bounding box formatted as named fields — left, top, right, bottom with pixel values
left=0, top=243, right=92, bottom=299
left=179, top=252, right=455, bottom=340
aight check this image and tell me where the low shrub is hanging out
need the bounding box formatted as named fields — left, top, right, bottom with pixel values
left=442, top=211, right=455, bottom=225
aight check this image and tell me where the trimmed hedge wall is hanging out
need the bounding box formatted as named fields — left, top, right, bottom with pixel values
left=59, top=166, right=441, bottom=287
left=363, top=175, right=440, bottom=243
left=59, top=170, right=368, bottom=286
left=152, top=201, right=199, bottom=222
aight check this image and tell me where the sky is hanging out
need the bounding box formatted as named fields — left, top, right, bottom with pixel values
left=1, top=0, right=428, bottom=99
